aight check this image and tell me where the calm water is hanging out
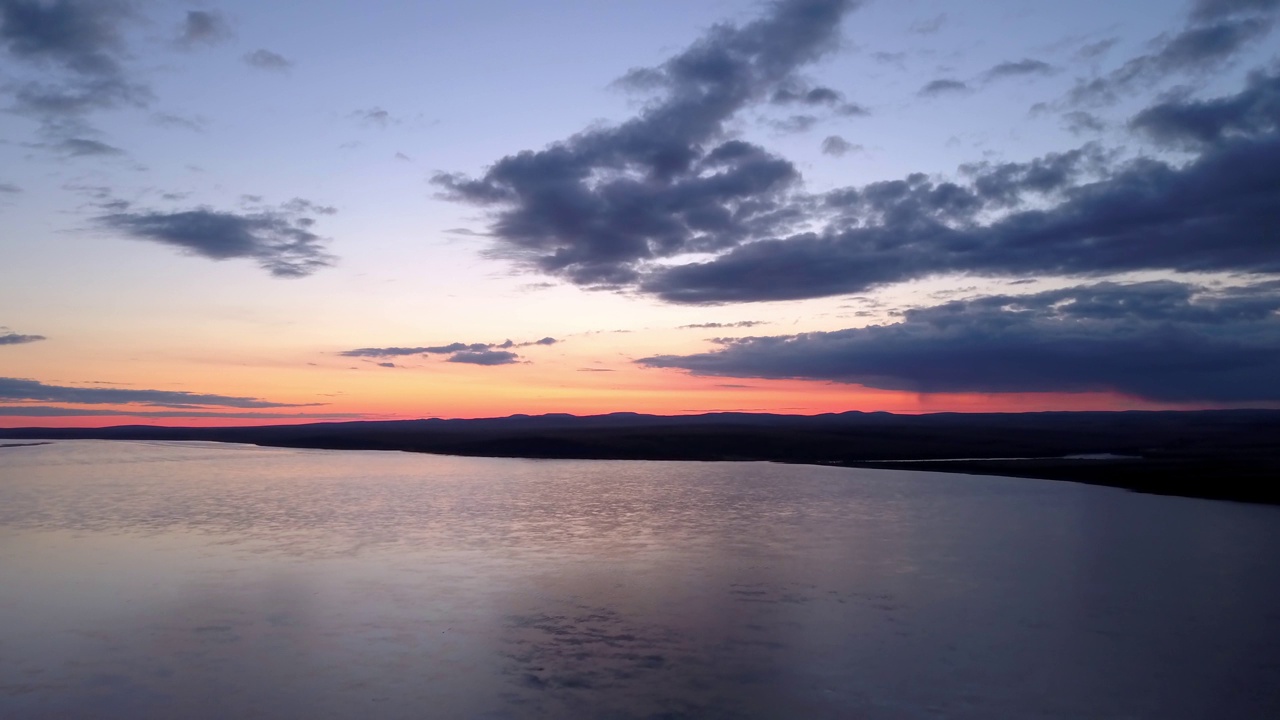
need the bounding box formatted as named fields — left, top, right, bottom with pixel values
left=2, top=441, right=1278, bottom=719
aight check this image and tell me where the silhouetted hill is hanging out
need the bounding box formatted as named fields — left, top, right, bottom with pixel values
left=4, top=410, right=1278, bottom=504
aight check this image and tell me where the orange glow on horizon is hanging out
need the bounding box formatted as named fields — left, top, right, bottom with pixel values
left=2, top=365, right=1264, bottom=429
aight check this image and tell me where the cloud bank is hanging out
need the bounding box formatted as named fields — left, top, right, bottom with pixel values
left=640, top=281, right=1280, bottom=402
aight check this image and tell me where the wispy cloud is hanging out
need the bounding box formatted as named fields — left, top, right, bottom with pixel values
left=97, top=199, right=337, bottom=278
left=341, top=337, right=558, bottom=365
left=175, top=10, right=231, bottom=49
left=244, top=48, right=292, bottom=71
left=0, top=377, right=320, bottom=408
left=0, top=406, right=362, bottom=419
left=0, top=331, right=45, bottom=345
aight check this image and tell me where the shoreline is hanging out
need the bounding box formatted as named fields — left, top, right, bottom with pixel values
left=3, top=409, right=1277, bottom=505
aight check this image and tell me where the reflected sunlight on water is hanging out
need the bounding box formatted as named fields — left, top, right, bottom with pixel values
left=2, top=441, right=1279, bottom=719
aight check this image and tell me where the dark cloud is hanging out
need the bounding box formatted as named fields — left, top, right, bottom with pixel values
left=176, top=10, right=231, bottom=48
left=639, top=281, right=1280, bottom=402
left=918, top=78, right=968, bottom=96
left=376, top=362, right=396, bottom=368
left=447, top=350, right=520, bottom=366
left=0, top=331, right=45, bottom=345
left=984, top=59, right=1054, bottom=81
left=437, top=0, right=1280, bottom=312
left=0, top=182, right=20, bottom=193
left=97, top=200, right=337, bottom=278
left=0, top=0, right=128, bottom=76
left=244, top=48, right=292, bottom=70
left=642, top=122, right=1279, bottom=303
left=0, top=377, right=319, bottom=407
left=0, top=0, right=148, bottom=137
left=436, top=0, right=859, bottom=288
left=820, top=135, right=860, bottom=156
left=628, top=69, right=1278, bottom=304
left=1069, top=1, right=1278, bottom=105
left=1130, top=66, right=1280, bottom=147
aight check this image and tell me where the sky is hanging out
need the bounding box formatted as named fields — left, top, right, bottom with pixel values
left=1, top=0, right=1278, bottom=427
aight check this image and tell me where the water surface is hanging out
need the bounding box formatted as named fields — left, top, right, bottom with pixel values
left=2, top=441, right=1278, bottom=718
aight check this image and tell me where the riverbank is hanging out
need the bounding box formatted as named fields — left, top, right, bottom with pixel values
left=3, top=409, right=1277, bottom=504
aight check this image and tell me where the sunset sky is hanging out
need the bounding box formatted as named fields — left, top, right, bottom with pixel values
left=2, top=0, right=1278, bottom=426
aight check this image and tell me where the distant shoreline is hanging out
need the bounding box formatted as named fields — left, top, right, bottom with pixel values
left=3, top=409, right=1277, bottom=505
left=0, top=441, right=52, bottom=449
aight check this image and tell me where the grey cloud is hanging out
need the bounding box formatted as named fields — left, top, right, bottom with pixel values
left=436, top=0, right=1279, bottom=310
left=0, top=182, right=20, bottom=193
left=871, top=51, right=906, bottom=66
left=340, top=337, right=557, bottom=361
left=639, top=281, right=1280, bottom=402
left=627, top=70, right=1279, bottom=305
left=1130, top=66, right=1279, bottom=147
left=0, top=0, right=147, bottom=136
left=57, top=137, right=123, bottom=156
left=678, top=321, right=766, bottom=329
left=1070, top=2, right=1278, bottom=105
left=909, top=14, right=946, bottom=34
left=176, top=10, right=231, bottom=48
left=1076, top=38, right=1118, bottom=60
left=1064, top=110, right=1106, bottom=134
left=642, top=123, right=1279, bottom=303
left=0, top=331, right=45, bottom=345
left=97, top=200, right=337, bottom=278
left=0, top=406, right=361, bottom=419
left=1191, top=0, right=1280, bottom=22
left=244, top=48, right=291, bottom=70
left=340, top=347, right=431, bottom=358
left=771, top=113, right=818, bottom=133
left=0, top=377, right=318, bottom=408
left=282, top=197, right=337, bottom=215
left=447, top=350, right=520, bottom=366
left=376, top=362, right=396, bottom=368
left=152, top=112, right=205, bottom=131
left=820, top=135, right=861, bottom=156
left=918, top=78, right=968, bottom=96
left=0, top=0, right=128, bottom=76
left=435, top=0, right=859, bottom=288
left=984, top=59, right=1054, bottom=80
left=770, top=83, right=866, bottom=116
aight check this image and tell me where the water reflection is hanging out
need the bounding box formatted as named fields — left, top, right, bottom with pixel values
left=2, top=441, right=1279, bottom=718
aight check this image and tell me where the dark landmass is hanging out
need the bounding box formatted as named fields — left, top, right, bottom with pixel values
left=0, top=441, right=52, bottom=448
left=2, top=410, right=1277, bottom=504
